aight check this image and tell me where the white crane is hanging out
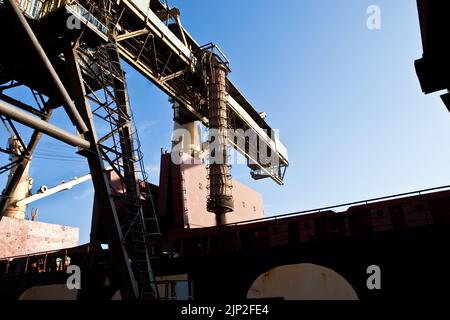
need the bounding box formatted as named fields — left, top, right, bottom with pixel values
left=14, top=173, right=92, bottom=207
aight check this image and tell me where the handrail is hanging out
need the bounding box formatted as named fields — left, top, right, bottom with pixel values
left=0, top=244, right=89, bottom=262
left=223, top=185, right=450, bottom=227
left=2, top=0, right=109, bottom=37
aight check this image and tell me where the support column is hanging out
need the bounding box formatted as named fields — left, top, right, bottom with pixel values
left=207, top=62, right=234, bottom=225
left=0, top=111, right=52, bottom=219
left=64, top=44, right=139, bottom=300
left=172, top=101, right=202, bottom=161
left=2, top=137, right=32, bottom=219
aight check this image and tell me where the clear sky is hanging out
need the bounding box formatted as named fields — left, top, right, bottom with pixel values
left=2, top=0, right=450, bottom=244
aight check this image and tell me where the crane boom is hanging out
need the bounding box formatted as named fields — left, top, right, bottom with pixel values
left=15, top=174, right=92, bottom=207
left=0, top=0, right=289, bottom=184
left=119, top=0, right=289, bottom=184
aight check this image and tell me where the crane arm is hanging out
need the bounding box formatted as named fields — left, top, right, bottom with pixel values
left=14, top=174, right=92, bottom=207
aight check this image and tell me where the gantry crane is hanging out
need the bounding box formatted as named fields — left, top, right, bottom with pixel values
left=0, top=0, right=289, bottom=299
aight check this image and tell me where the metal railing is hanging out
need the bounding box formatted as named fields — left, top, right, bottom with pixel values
left=66, top=0, right=108, bottom=35
left=223, top=185, right=450, bottom=227
left=0, top=0, right=63, bottom=19
left=1, top=247, right=76, bottom=277
left=0, top=0, right=108, bottom=36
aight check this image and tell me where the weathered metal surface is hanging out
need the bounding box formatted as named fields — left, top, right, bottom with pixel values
left=65, top=44, right=146, bottom=300
left=3, top=138, right=32, bottom=220
left=1, top=188, right=450, bottom=299
left=164, top=188, right=449, bottom=258
left=6, top=0, right=88, bottom=134
left=119, top=0, right=289, bottom=184
left=0, top=0, right=287, bottom=300
left=156, top=153, right=263, bottom=230
left=0, top=111, right=52, bottom=219
left=207, top=63, right=233, bottom=223
left=0, top=100, right=91, bottom=149
left=181, top=162, right=263, bottom=228
left=0, top=216, right=79, bottom=258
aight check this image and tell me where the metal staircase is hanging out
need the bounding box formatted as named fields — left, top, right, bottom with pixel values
left=77, top=41, right=160, bottom=299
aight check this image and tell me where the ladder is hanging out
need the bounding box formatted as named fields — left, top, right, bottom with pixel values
left=78, top=41, right=160, bottom=300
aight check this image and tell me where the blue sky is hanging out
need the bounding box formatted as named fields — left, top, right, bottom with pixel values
left=2, top=0, right=450, bottom=244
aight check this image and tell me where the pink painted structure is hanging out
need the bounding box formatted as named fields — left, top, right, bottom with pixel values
left=0, top=216, right=79, bottom=258
left=157, top=153, right=264, bottom=229
left=0, top=151, right=263, bottom=258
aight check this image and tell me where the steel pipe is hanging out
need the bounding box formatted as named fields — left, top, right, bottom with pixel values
left=207, top=62, right=234, bottom=225
left=6, top=0, right=89, bottom=134
left=0, top=100, right=91, bottom=149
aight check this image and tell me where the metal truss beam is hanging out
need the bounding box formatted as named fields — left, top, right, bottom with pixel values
left=0, top=100, right=91, bottom=149
left=0, top=110, right=52, bottom=219
left=0, top=81, right=22, bottom=92
left=159, top=70, right=184, bottom=83
left=0, top=93, right=47, bottom=118
left=114, top=0, right=289, bottom=184
left=117, top=43, right=207, bottom=123
left=65, top=43, right=140, bottom=300
left=116, top=29, right=149, bottom=42
left=7, top=0, right=89, bottom=134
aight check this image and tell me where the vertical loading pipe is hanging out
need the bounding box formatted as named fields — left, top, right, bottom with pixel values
left=207, top=61, right=234, bottom=225
left=6, top=0, right=89, bottom=134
